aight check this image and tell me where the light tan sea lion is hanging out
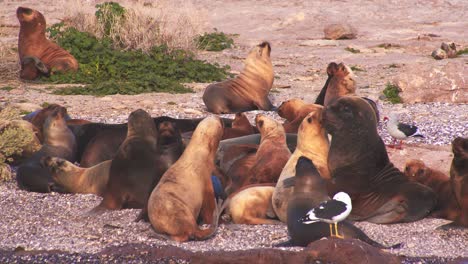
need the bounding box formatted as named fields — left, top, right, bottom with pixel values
left=203, top=42, right=275, bottom=114
left=147, top=116, right=223, bottom=242
left=17, top=7, right=78, bottom=80
left=277, top=99, right=323, bottom=133
left=272, top=107, right=329, bottom=223
left=314, top=62, right=356, bottom=106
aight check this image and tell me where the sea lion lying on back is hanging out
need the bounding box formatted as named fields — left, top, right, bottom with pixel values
left=323, top=96, right=435, bottom=223
left=17, top=7, right=78, bottom=80
left=203, top=42, right=275, bottom=114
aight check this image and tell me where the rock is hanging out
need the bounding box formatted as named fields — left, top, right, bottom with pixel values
left=306, top=238, right=402, bottom=264
left=395, top=61, right=467, bottom=103
left=323, top=23, right=357, bottom=40
left=441, top=42, right=457, bottom=58
left=432, top=48, right=447, bottom=60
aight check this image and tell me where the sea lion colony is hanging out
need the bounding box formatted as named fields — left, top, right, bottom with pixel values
left=7, top=6, right=467, bottom=249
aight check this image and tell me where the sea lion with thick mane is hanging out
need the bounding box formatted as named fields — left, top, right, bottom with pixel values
left=16, top=106, right=77, bottom=193
left=283, top=156, right=400, bottom=248
left=17, top=7, right=78, bottom=80
left=147, top=116, right=223, bottom=242
left=220, top=183, right=280, bottom=225
left=404, top=159, right=460, bottom=220
left=91, top=109, right=159, bottom=211
left=323, top=96, right=435, bottom=223
left=203, top=42, right=275, bottom=114
left=222, top=112, right=256, bottom=140
left=314, top=62, right=356, bottom=106
left=272, top=107, right=329, bottom=223
left=277, top=99, right=323, bottom=133
left=450, top=137, right=468, bottom=227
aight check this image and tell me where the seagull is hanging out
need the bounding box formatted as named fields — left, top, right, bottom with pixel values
left=298, top=192, right=352, bottom=239
left=384, top=113, right=424, bottom=149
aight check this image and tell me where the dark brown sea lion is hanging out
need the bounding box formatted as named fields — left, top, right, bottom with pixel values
left=323, top=96, right=436, bottom=223
left=43, top=157, right=111, bottom=195
left=314, top=62, right=356, bottom=106
left=92, top=109, right=159, bottom=211
left=273, top=108, right=329, bottom=223
left=277, top=98, right=323, bottom=133
left=147, top=116, right=223, bottom=242
left=17, top=7, right=78, bottom=80
left=450, top=137, right=468, bottom=227
left=203, top=42, right=275, bottom=114
left=220, top=183, right=280, bottom=225
left=223, top=150, right=257, bottom=196
left=245, top=114, right=290, bottom=185
left=16, top=106, right=77, bottom=193
left=222, top=112, right=256, bottom=140
left=404, top=159, right=460, bottom=220
left=283, top=156, right=399, bottom=248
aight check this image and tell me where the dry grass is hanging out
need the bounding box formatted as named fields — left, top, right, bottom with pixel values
left=0, top=40, right=20, bottom=81
left=60, top=0, right=206, bottom=52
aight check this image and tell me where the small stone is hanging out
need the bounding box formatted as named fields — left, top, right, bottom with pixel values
left=323, top=23, right=357, bottom=40
left=431, top=48, right=447, bottom=60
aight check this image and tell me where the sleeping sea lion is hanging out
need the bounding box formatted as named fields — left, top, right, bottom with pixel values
left=277, top=99, right=323, bottom=133
left=16, top=106, right=77, bottom=192
left=323, top=96, right=435, bottom=223
left=272, top=107, right=329, bottom=223
left=450, top=137, right=468, bottom=227
left=203, top=42, right=275, bottom=114
left=404, top=159, right=460, bottom=221
left=147, top=116, right=223, bottom=242
left=17, top=7, right=78, bottom=80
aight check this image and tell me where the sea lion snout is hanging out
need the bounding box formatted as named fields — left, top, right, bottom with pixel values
left=17, top=7, right=33, bottom=16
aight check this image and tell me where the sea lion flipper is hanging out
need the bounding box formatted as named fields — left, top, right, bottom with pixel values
left=22, top=56, right=50, bottom=76
left=282, top=176, right=296, bottom=188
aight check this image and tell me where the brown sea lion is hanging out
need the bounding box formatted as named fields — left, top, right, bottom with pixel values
left=203, top=42, right=275, bottom=114
left=43, top=157, right=111, bottom=195
left=27, top=104, right=68, bottom=142
left=277, top=99, right=323, bottom=133
left=222, top=112, right=256, bottom=140
left=16, top=106, right=77, bottom=193
left=17, top=7, right=78, bottom=80
left=273, top=107, right=329, bottom=223
left=224, top=150, right=257, bottom=196
left=92, top=109, right=159, bottom=211
left=323, top=96, right=435, bottom=223
left=221, top=183, right=280, bottom=225
left=147, top=116, right=223, bottom=242
left=314, top=62, right=356, bottom=106
left=404, top=159, right=460, bottom=220
left=283, top=156, right=400, bottom=248
left=245, top=114, right=291, bottom=185
left=450, top=137, right=468, bottom=227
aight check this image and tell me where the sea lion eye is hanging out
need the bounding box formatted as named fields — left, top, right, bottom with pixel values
left=258, top=120, right=264, bottom=127
left=307, top=117, right=313, bottom=123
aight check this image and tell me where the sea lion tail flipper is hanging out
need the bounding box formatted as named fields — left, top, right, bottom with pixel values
left=22, top=56, right=50, bottom=76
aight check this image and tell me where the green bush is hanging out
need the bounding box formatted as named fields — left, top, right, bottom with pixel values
left=383, top=83, right=402, bottom=104
left=196, top=30, right=234, bottom=51
left=95, top=2, right=126, bottom=38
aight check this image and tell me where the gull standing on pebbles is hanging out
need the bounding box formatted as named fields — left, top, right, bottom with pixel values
left=384, top=112, right=424, bottom=149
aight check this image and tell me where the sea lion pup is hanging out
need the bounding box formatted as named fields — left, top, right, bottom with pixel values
left=283, top=156, right=399, bottom=248
left=43, top=157, right=111, bottom=195
left=222, top=112, right=256, bottom=140
left=148, top=116, right=223, bottom=242
left=272, top=107, right=329, bottom=223
left=245, top=114, right=291, bottom=185
left=314, top=62, right=356, bottom=106
left=203, top=41, right=275, bottom=114
left=277, top=99, right=323, bottom=133
left=323, top=96, right=436, bottom=224
left=17, top=7, right=78, bottom=80
left=92, top=109, right=159, bottom=211
left=450, top=137, right=468, bottom=227
left=404, top=159, right=460, bottom=220
left=220, top=183, right=280, bottom=225
left=16, top=106, right=77, bottom=193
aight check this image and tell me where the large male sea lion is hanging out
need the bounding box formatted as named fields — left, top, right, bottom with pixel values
left=272, top=107, right=329, bottom=223
left=277, top=99, right=323, bottom=133
left=17, top=7, right=78, bottom=80
left=92, top=109, right=159, bottom=211
left=450, top=137, right=468, bottom=226
left=16, top=106, right=77, bottom=193
left=404, top=159, right=460, bottom=221
left=203, top=42, right=275, bottom=114
left=284, top=156, right=399, bottom=248
left=147, top=116, right=223, bottom=242
left=323, top=96, right=435, bottom=223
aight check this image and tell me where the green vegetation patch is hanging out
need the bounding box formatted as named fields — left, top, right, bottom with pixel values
left=196, top=30, right=234, bottom=51
left=383, top=83, right=402, bottom=104
left=345, top=47, right=360, bottom=53
left=350, top=65, right=365, bottom=72
left=457, top=48, right=468, bottom=56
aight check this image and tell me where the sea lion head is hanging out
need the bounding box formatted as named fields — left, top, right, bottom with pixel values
left=328, top=62, right=356, bottom=94
left=452, top=137, right=468, bottom=160
left=17, top=7, right=46, bottom=33
left=127, top=109, right=157, bottom=143
left=245, top=41, right=272, bottom=65
left=191, top=116, right=224, bottom=153
left=404, top=159, right=428, bottom=183
left=255, top=114, right=285, bottom=141
left=157, top=121, right=181, bottom=145
left=322, top=96, right=377, bottom=138
left=297, top=105, right=326, bottom=141
left=43, top=106, right=68, bottom=133
left=277, top=98, right=306, bottom=121
left=42, top=156, right=75, bottom=187
left=232, top=112, right=251, bottom=129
